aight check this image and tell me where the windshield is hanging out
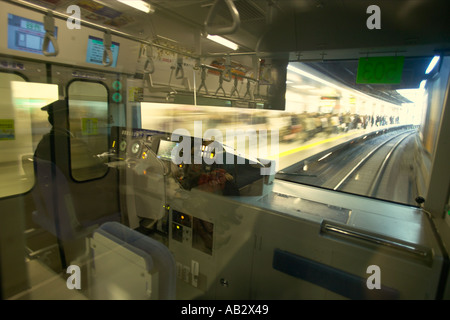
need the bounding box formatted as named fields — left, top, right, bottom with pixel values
left=274, top=58, right=435, bottom=207
left=140, top=55, right=444, bottom=207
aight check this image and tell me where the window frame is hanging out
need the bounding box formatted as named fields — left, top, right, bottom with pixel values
left=66, top=78, right=111, bottom=183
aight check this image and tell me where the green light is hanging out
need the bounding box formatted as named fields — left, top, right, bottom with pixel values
left=112, top=81, right=122, bottom=91
left=112, top=92, right=122, bottom=103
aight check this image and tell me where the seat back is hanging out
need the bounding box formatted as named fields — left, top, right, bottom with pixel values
left=88, top=221, right=176, bottom=300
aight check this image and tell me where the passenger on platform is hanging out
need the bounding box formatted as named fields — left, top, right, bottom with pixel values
left=343, top=113, right=352, bottom=131
left=330, top=114, right=340, bottom=134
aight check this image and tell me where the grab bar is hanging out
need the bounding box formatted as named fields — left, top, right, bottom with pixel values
left=140, top=45, right=155, bottom=74
left=222, top=54, right=233, bottom=82
left=321, top=221, right=431, bottom=259
left=204, top=0, right=240, bottom=35
left=215, top=71, right=226, bottom=97
left=230, top=75, right=240, bottom=98
left=197, top=66, right=209, bottom=94
left=42, top=11, right=59, bottom=57
left=102, top=30, right=113, bottom=67
left=175, top=54, right=184, bottom=79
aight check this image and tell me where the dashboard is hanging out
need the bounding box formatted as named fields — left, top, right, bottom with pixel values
left=109, top=126, right=268, bottom=197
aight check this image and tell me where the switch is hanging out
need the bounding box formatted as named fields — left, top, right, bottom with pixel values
left=182, top=265, right=190, bottom=283
left=191, top=260, right=199, bottom=287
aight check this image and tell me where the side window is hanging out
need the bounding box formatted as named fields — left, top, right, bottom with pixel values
left=67, top=80, right=109, bottom=181
left=0, top=72, right=58, bottom=197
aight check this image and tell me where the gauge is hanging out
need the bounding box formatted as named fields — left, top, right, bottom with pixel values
left=120, top=140, right=127, bottom=152
left=131, top=142, right=140, bottom=154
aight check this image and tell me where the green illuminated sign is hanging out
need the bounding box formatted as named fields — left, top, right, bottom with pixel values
left=25, top=21, right=42, bottom=32
left=356, top=56, right=404, bottom=84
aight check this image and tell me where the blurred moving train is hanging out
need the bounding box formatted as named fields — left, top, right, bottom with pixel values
left=0, top=0, right=450, bottom=300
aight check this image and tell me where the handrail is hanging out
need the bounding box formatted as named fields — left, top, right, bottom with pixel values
left=222, top=54, right=233, bottom=82
left=200, top=63, right=257, bottom=82
left=102, top=30, right=113, bottom=67
left=197, top=66, right=209, bottom=94
left=230, top=75, right=240, bottom=98
left=215, top=72, right=226, bottom=97
left=140, top=45, right=155, bottom=74
left=4, top=0, right=200, bottom=60
left=243, top=79, right=253, bottom=100
left=175, top=54, right=185, bottom=79
left=321, top=221, right=431, bottom=259
left=42, top=11, right=59, bottom=57
left=204, top=0, right=241, bottom=35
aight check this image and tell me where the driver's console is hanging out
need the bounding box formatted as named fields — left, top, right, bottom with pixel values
left=109, top=126, right=271, bottom=197
left=108, top=126, right=274, bottom=298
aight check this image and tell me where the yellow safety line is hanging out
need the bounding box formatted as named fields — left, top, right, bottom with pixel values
left=269, top=132, right=357, bottom=159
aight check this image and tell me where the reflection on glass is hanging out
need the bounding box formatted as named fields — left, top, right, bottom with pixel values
left=0, top=75, right=58, bottom=197
left=140, top=58, right=435, bottom=206
left=68, top=81, right=109, bottom=181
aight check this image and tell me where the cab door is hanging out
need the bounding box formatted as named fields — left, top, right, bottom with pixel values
left=0, top=57, right=56, bottom=298
left=43, top=64, right=125, bottom=262
left=0, top=58, right=125, bottom=299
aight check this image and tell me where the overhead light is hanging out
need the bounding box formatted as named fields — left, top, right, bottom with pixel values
left=117, top=0, right=153, bottom=13
left=206, top=34, right=239, bottom=50
left=425, top=55, right=440, bottom=74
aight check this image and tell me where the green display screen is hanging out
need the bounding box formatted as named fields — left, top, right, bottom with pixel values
left=356, top=56, right=404, bottom=84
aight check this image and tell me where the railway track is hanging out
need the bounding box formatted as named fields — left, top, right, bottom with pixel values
left=276, top=128, right=420, bottom=206
left=332, top=130, right=416, bottom=194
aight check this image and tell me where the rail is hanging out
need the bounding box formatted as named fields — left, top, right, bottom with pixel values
left=368, top=131, right=416, bottom=197
left=333, top=129, right=416, bottom=191
left=321, top=221, right=431, bottom=259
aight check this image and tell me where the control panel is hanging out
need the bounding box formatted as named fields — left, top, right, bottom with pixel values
left=169, top=209, right=214, bottom=293
left=171, top=210, right=213, bottom=256
left=109, top=126, right=267, bottom=197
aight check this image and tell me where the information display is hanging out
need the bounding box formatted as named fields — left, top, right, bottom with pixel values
left=7, top=13, right=58, bottom=55
left=86, top=35, right=120, bottom=67
left=356, top=56, right=404, bottom=84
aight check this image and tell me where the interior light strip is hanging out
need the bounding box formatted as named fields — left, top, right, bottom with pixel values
left=206, top=34, right=239, bottom=51
left=117, top=0, right=153, bottom=14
